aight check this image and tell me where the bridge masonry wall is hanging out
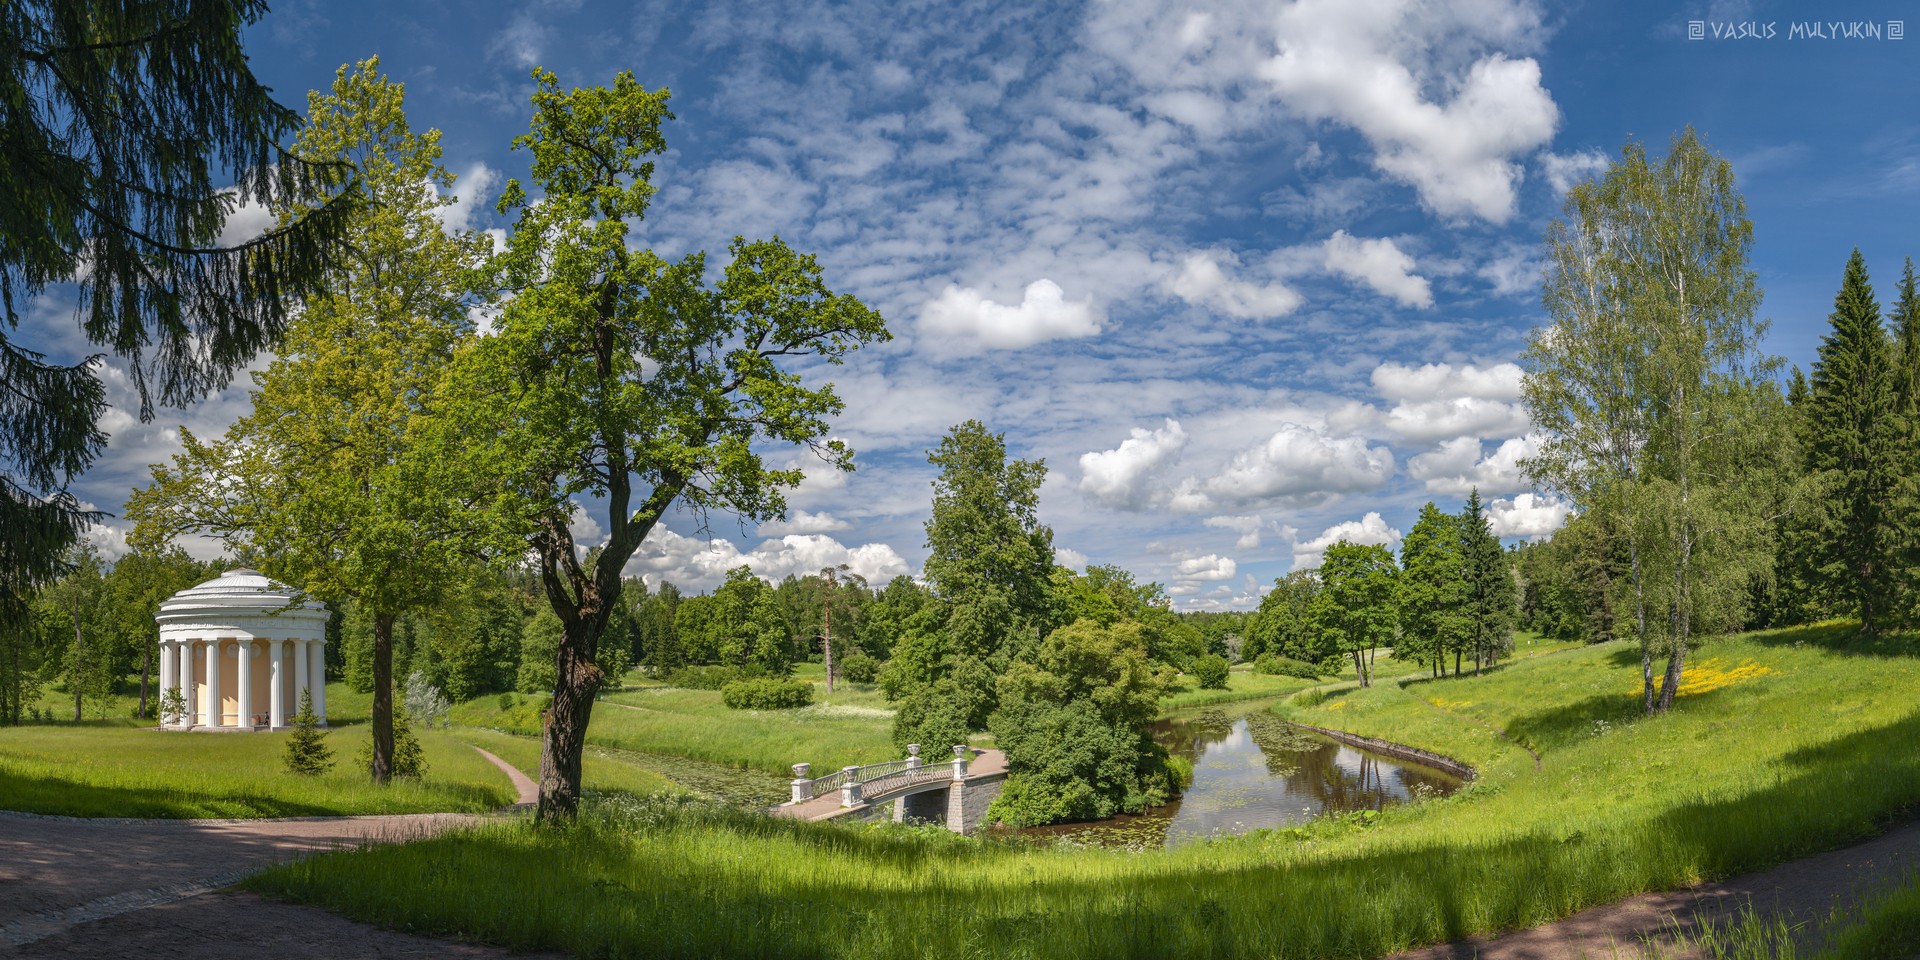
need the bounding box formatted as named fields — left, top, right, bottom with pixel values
left=945, top=772, right=1007, bottom=834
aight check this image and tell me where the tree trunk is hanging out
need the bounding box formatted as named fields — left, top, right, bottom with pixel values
left=1632, top=543, right=1654, bottom=716
left=821, top=598, right=834, bottom=694
left=370, top=613, right=396, bottom=784
left=70, top=592, right=84, bottom=722
left=1453, top=649, right=1460, bottom=677
left=539, top=617, right=605, bottom=821
left=1351, top=650, right=1368, bottom=688
left=1658, top=514, right=1693, bottom=713
left=138, top=639, right=152, bottom=720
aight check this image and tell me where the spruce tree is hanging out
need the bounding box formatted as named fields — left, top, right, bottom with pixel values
left=1805, top=250, right=1897, bottom=633
left=284, top=690, right=335, bottom=776
left=1887, top=259, right=1920, bottom=625
left=1459, top=489, right=1517, bottom=674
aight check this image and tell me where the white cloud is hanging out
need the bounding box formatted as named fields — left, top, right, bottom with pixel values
left=1292, top=511, right=1402, bottom=571
left=1372, top=361, right=1529, bottom=442
left=1203, top=514, right=1266, bottom=550
left=1167, top=251, right=1303, bottom=318
left=757, top=510, right=851, bottom=536
left=1408, top=434, right=1539, bottom=496
left=1054, top=546, right=1090, bottom=571
left=83, top=519, right=131, bottom=561
left=1258, top=0, right=1558, bottom=222
left=435, top=163, right=501, bottom=232
left=567, top=501, right=605, bottom=548
left=1184, top=423, right=1395, bottom=510
left=1077, top=419, right=1188, bottom=509
left=1171, top=552, right=1237, bottom=582
left=1478, top=245, right=1543, bottom=297
left=488, top=12, right=547, bottom=69
left=1321, top=231, right=1432, bottom=307
left=918, top=279, right=1103, bottom=350
left=217, top=194, right=277, bottom=247
left=1539, top=148, right=1610, bottom=195
left=623, top=528, right=911, bottom=593
left=1486, top=492, right=1571, bottom=539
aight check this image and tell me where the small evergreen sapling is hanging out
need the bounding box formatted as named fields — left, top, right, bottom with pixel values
left=284, top=690, right=334, bottom=776
left=158, top=686, right=187, bottom=726
left=357, top=704, right=427, bottom=780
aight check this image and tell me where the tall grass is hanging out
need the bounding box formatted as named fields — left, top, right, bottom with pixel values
left=0, top=723, right=515, bottom=817
left=249, top=624, right=1920, bottom=958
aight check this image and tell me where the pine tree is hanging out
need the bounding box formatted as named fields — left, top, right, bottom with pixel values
left=1459, top=489, right=1517, bottom=674
left=1805, top=250, right=1898, bottom=633
left=1887, top=259, right=1920, bottom=625
left=284, top=690, right=335, bottom=776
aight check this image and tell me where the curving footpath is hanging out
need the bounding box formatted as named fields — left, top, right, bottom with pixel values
left=0, top=746, right=558, bottom=959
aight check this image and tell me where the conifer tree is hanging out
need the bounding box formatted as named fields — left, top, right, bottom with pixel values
left=284, top=690, right=334, bottom=776
left=1888, top=259, right=1920, bottom=623
left=1805, top=250, right=1898, bottom=633
left=1459, top=490, right=1517, bottom=674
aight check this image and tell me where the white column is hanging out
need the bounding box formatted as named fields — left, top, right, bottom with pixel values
left=308, top=640, right=327, bottom=725
left=204, top=640, right=222, bottom=728
left=293, top=638, right=309, bottom=716
left=176, top=642, right=192, bottom=728
left=269, top=640, right=286, bottom=729
left=236, top=639, right=254, bottom=731
left=158, top=639, right=175, bottom=720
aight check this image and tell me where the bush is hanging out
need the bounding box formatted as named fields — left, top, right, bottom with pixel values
left=719, top=677, right=814, bottom=710
left=667, top=664, right=767, bottom=691
left=403, top=671, right=451, bottom=730
left=355, top=706, right=427, bottom=780
left=496, top=692, right=517, bottom=712
left=1292, top=688, right=1332, bottom=708
left=1254, top=654, right=1325, bottom=679
left=1191, top=654, right=1230, bottom=690
left=839, top=652, right=879, bottom=684
left=283, top=690, right=334, bottom=776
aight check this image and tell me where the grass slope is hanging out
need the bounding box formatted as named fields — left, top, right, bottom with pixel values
left=248, top=624, right=1920, bottom=958
left=0, top=722, right=515, bottom=818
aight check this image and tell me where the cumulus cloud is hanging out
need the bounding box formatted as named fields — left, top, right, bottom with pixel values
left=1292, top=512, right=1402, bottom=571
left=1167, top=251, right=1303, bottom=318
left=1171, top=552, right=1237, bottom=582
left=1408, top=434, right=1540, bottom=496
left=488, top=11, right=547, bottom=69
left=1539, top=148, right=1610, bottom=195
left=1372, top=361, right=1529, bottom=442
left=1203, top=514, right=1266, bottom=550
left=1486, top=492, right=1571, bottom=539
left=1054, top=546, right=1090, bottom=571
left=1077, top=419, right=1189, bottom=509
left=1258, top=0, right=1558, bottom=222
left=1321, top=231, right=1433, bottom=307
left=435, top=163, right=501, bottom=233
left=1182, top=423, right=1395, bottom=510
left=918, top=279, right=1103, bottom=350
left=623, top=528, right=911, bottom=593
left=757, top=510, right=851, bottom=536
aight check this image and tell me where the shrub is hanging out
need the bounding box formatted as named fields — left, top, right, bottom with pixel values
left=1254, top=654, right=1325, bottom=679
left=1191, top=654, right=1230, bottom=690
left=355, top=705, right=427, bottom=779
left=403, top=672, right=451, bottom=730
left=667, top=664, right=767, bottom=691
left=158, top=686, right=187, bottom=726
left=839, top=652, right=880, bottom=684
left=1293, top=688, right=1332, bottom=708
left=496, top=692, right=517, bottom=712
left=719, top=677, right=814, bottom=710
left=283, top=690, right=334, bottom=776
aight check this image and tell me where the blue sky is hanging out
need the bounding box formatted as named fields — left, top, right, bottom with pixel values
left=44, top=0, right=1920, bottom=607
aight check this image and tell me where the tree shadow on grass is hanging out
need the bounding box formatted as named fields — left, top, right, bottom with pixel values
left=0, top=768, right=351, bottom=819
left=1741, top=622, right=1920, bottom=659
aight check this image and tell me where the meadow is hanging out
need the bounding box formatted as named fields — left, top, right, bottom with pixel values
left=244, top=624, right=1920, bottom=958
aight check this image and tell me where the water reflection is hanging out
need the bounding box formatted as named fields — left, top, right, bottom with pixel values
left=1010, top=705, right=1463, bottom=848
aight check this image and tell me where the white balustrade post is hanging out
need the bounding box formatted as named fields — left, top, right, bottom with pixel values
left=839, top=765, right=862, bottom=807
left=236, top=639, right=254, bottom=730
left=204, top=640, right=222, bottom=728
left=790, top=763, right=812, bottom=804
left=951, top=744, right=969, bottom=781
left=308, top=640, right=327, bottom=725
left=906, top=744, right=922, bottom=770
left=268, top=641, right=285, bottom=729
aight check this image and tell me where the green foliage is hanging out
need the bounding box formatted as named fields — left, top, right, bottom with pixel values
left=1307, top=542, right=1399, bottom=687
left=357, top=705, right=426, bottom=780
left=1798, top=250, right=1904, bottom=633
left=158, top=686, right=188, bottom=727
left=922, top=421, right=1057, bottom=625
left=1252, top=655, right=1323, bottom=679
left=666, top=664, right=767, bottom=691
left=517, top=608, right=562, bottom=694
left=1244, top=571, right=1325, bottom=664
left=1189, top=654, right=1229, bottom=690
left=839, top=652, right=879, bottom=684
left=1459, top=490, right=1518, bottom=673
left=890, top=679, right=979, bottom=758
left=987, top=620, right=1174, bottom=826
left=283, top=690, right=334, bottom=776
left=719, top=678, right=814, bottom=711
left=1396, top=502, right=1470, bottom=674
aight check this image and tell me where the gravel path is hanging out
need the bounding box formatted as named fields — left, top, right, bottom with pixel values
left=0, top=745, right=556, bottom=958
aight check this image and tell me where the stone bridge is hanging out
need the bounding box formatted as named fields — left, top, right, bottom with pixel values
left=772, top=744, right=1008, bottom=834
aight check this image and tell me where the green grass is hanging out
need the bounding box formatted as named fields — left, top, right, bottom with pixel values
left=250, top=623, right=1920, bottom=959
left=445, top=727, right=683, bottom=799
left=0, top=722, right=516, bottom=817
left=1159, top=669, right=1321, bottom=711
left=453, top=684, right=899, bottom=775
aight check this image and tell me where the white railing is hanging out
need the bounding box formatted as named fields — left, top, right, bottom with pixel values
left=789, top=745, right=972, bottom=806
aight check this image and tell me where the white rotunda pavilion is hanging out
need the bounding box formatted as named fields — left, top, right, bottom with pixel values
left=156, top=569, right=330, bottom=731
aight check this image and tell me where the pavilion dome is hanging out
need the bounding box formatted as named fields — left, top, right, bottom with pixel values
left=157, top=568, right=328, bottom=628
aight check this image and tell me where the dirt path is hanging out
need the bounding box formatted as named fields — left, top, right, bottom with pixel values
left=0, top=744, right=557, bottom=957
left=1391, top=816, right=1920, bottom=959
